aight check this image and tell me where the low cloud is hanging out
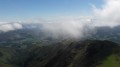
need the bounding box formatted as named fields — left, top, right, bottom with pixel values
left=93, top=0, right=120, bottom=27
left=41, top=0, right=120, bottom=38
left=0, top=0, right=120, bottom=39
left=0, top=23, right=23, bottom=32
left=41, top=16, right=92, bottom=39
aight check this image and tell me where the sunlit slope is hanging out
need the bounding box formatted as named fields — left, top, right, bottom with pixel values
left=0, top=47, right=19, bottom=67
left=97, top=55, right=120, bottom=67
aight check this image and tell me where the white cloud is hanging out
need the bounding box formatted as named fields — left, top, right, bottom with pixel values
left=0, top=0, right=120, bottom=39
left=0, top=24, right=15, bottom=32
left=0, top=23, right=23, bottom=32
left=12, top=23, right=23, bottom=29
left=93, top=0, right=120, bottom=27
left=42, top=16, right=92, bottom=39
left=41, top=0, right=120, bottom=38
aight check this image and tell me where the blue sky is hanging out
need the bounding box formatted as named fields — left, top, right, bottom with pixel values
left=0, top=0, right=103, bottom=22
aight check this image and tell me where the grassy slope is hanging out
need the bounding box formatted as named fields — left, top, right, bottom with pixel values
left=0, top=40, right=120, bottom=67
left=0, top=61, right=18, bottom=67
left=97, top=55, right=120, bottom=67
left=0, top=47, right=19, bottom=67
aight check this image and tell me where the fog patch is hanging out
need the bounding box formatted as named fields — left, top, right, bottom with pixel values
left=0, top=23, right=23, bottom=32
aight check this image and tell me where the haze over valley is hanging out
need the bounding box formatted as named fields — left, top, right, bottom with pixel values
left=0, top=0, right=120, bottom=67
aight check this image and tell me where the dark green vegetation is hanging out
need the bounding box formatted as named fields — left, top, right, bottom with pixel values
left=0, top=25, right=120, bottom=67
left=0, top=40, right=120, bottom=67
left=88, top=25, right=120, bottom=43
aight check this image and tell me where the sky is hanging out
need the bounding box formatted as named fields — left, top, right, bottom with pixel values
left=0, top=0, right=120, bottom=38
left=0, top=0, right=103, bottom=22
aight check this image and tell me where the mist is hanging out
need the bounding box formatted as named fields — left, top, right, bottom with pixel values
left=0, top=0, right=120, bottom=39
left=40, top=0, right=120, bottom=39
left=0, top=23, right=23, bottom=32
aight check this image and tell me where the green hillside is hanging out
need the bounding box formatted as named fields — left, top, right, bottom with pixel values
left=0, top=40, right=120, bottom=67
left=98, top=55, right=120, bottom=67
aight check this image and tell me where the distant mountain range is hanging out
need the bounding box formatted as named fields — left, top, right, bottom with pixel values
left=0, top=23, right=120, bottom=67
left=88, top=25, right=120, bottom=43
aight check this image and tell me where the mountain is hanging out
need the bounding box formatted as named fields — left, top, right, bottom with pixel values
left=1, top=23, right=120, bottom=48
left=0, top=47, right=19, bottom=67
left=0, top=26, right=59, bottom=49
left=0, top=23, right=120, bottom=67
left=88, top=25, right=120, bottom=43
left=23, top=40, right=120, bottom=67
left=0, top=40, right=120, bottom=67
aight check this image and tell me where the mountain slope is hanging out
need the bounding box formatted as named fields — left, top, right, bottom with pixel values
left=88, top=25, right=120, bottom=43
left=0, top=47, right=19, bottom=67
left=42, top=40, right=120, bottom=67
left=10, top=40, right=120, bottom=67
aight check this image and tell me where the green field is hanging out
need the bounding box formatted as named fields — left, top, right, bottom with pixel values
left=98, top=55, right=120, bottom=67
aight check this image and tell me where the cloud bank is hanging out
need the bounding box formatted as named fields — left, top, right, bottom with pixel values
left=41, top=17, right=92, bottom=39
left=93, top=0, right=120, bottom=27
left=0, top=0, right=120, bottom=39
left=0, top=23, right=23, bottom=32
left=41, top=0, right=120, bottom=38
